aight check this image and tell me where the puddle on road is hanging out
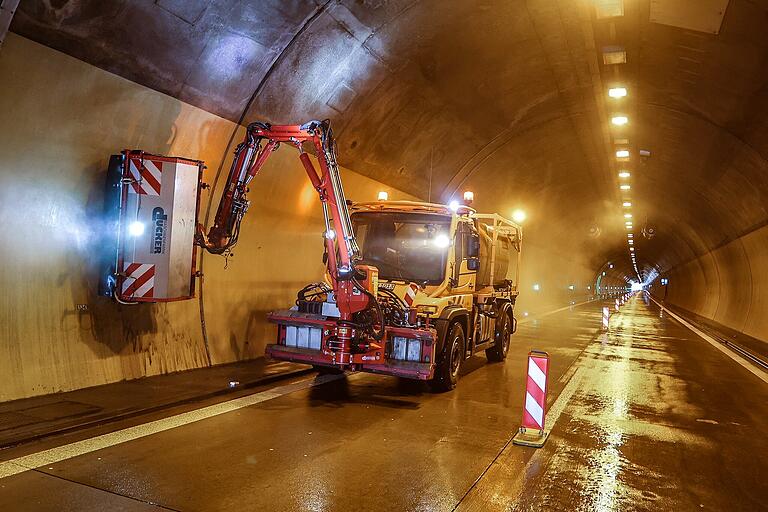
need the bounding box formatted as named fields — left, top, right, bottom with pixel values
left=511, top=310, right=714, bottom=511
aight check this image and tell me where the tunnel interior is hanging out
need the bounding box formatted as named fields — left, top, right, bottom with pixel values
left=0, top=0, right=767, bottom=400
left=2, top=2, right=768, bottom=511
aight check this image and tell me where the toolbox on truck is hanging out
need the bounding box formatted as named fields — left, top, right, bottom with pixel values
left=99, top=150, right=204, bottom=303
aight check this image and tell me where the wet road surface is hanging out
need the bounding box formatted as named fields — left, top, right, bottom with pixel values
left=1, top=294, right=766, bottom=511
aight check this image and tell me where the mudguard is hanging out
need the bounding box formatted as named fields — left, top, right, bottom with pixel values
left=434, top=306, right=470, bottom=356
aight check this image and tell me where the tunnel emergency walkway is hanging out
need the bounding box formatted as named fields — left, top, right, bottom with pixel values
left=0, top=295, right=765, bottom=511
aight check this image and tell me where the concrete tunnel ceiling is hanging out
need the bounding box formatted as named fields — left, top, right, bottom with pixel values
left=12, top=0, right=768, bottom=285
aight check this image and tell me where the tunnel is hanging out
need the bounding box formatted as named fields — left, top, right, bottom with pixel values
left=0, top=0, right=766, bottom=510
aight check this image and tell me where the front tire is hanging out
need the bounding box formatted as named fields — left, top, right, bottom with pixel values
left=431, top=322, right=465, bottom=392
left=486, top=311, right=512, bottom=362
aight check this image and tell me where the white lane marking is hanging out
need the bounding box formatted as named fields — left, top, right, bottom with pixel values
left=0, top=373, right=344, bottom=480
left=649, top=296, right=768, bottom=385
left=527, top=358, right=546, bottom=392
left=542, top=364, right=584, bottom=433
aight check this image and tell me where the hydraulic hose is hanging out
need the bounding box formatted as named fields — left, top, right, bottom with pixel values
left=352, top=277, right=385, bottom=341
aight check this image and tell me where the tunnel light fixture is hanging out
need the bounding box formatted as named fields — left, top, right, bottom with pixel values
left=568, top=284, right=575, bottom=290
left=628, top=233, right=633, bottom=238
left=608, top=87, right=627, bottom=98
left=630, top=247, right=635, bottom=251
left=596, top=0, right=624, bottom=18
left=618, top=171, right=631, bottom=178
left=611, top=115, right=629, bottom=126
left=533, top=283, right=541, bottom=291
left=623, top=201, right=632, bottom=207
left=603, top=46, right=627, bottom=65
left=512, top=209, right=527, bottom=223
left=377, top=191, right=389, bottom=201
left=620, top=184, right=631, bottom=190
left=463, top=191, right=474, bottom=204
left=625, top=224, right=633, bottom=230
left=624, top=213, right=633, bottom=219
left=616, top=149, right=630, bottom=159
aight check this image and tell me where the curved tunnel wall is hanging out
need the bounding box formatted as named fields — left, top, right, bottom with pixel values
left=0, top=35, right=605, bottom=401
left=655, top=224, right=768, bottom=348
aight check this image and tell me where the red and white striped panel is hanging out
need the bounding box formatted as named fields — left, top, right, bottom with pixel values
left=127, top=157, right=162, bottom=196
left=121, top=263, right=155, bottom=299
left=522, top=353, right=549, bottom=431
left=403, top=283, right=419, bottom=307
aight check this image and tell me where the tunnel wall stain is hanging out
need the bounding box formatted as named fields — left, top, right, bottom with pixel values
left=0, top=34, right=604, bottom=402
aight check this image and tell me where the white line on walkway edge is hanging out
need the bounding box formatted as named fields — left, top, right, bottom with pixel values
left=0, top=373, right=345, bottom=480
left=649, top=296, right=768, bottom=385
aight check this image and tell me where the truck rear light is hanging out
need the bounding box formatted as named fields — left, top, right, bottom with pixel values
left=285, top=325, right=322, bottom=350
left=392, top=336, right=421, bottom=362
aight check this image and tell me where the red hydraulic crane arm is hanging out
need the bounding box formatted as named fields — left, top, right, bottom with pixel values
left=196, top=120, right=361, bottom=283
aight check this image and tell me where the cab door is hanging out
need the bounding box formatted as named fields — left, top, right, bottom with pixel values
left=452, top=220, right=479, bottom=293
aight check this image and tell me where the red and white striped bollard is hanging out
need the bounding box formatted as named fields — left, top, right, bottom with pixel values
left=513, top=350, right=550, bottom=448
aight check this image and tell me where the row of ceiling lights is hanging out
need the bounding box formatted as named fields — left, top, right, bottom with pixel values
left=611, top=93, right=639, bottom=280
left=602, top=5, right=641, bottom=284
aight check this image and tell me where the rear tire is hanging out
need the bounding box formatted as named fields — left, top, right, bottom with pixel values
left=431, top=322, right=465, bottom=392
left=486, top=311, right=512, bottom=362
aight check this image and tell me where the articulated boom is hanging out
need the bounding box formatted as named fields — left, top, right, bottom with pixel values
left=196, top=120, right=381, bottom=363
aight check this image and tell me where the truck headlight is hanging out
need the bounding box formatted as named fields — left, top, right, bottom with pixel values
left=392, top=336, right=421, bottom=362
left=406, top=339, right=421, bottom=361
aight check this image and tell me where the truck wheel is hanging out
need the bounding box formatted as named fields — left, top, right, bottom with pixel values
left=431, top=322, right=465, bottom=392
left=486, top=311, right=512, bottom=362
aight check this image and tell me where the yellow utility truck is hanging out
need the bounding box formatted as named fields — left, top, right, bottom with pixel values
left=267, top=199, right=522, bottom=390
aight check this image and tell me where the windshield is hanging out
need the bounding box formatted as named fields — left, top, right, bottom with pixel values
left=352, top=212, right=452, bottom=284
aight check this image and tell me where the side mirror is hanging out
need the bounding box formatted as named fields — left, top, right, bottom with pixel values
left=467, top=257, right=479, bottom=271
